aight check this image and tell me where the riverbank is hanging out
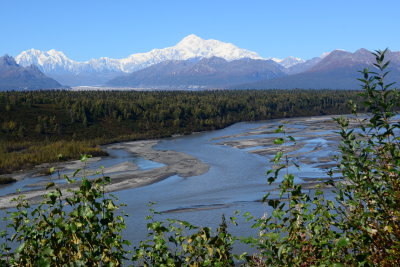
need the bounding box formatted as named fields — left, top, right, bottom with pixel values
left=0, top=114, right=361, bottom=209
left=0, top=89, right=363, bottom=176
left=0, top=140, right=209, bottom=209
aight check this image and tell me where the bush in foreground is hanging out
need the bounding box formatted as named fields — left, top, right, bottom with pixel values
left=0, top=50, right=399, bottom=266
left=245, top=49, right=400, bottom=266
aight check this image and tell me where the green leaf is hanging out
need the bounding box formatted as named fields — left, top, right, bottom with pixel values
left=45, top=182, right=55, bottom=190
left=274, top=138, right=284, bottom=145
left=36, top=257, right=51, bottom=267
left=15, top=242, right=25, bottom=253
left=275, top=125, right=284, bottom=133
left=274, top=151, right=283, bottom=163
left=268, top=199, right=280, bottom=208
left=80, top=154, right=91, bottom=162
left=73, top=168, right=81, bottom=177
left=337, top=237, right=350, bottom=248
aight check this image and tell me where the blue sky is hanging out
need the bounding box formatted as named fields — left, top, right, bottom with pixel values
left=1, top=0, right=399, bottom=61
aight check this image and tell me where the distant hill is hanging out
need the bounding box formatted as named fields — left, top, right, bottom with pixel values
left=0, top=55, right=64, bottom=91
left=106, top=57, right=286, bottom=88
left=232, top=49, right=400, bottom=89
left=285, top=57, right=322, bottom=75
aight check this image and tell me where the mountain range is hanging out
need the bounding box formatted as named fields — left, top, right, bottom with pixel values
left=234, top=49, right=400, bottom=89
left=3, top=34, right=399, bottom=90
left=0, top=55, right=63, bottom=91
left=106, top=57, right=286, bottom=88
left=15, top=34, right=266, bottom=86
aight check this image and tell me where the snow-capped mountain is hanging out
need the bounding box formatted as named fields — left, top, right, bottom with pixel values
left=15, top=34, right=268, bottom=85
left=117, top=34, right=264, bottom=72
left=106, top=57, right=285, bottom=88
left=233, top=48, right=400, bottom=90
left=271, top=56, right=305, bottom=68
left=0, top=55, right=64, bottom=90
left=17, top=49, right=85, bottom=74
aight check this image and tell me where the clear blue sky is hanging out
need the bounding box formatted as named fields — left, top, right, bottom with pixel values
left=1, top=0, right=399, bottom=61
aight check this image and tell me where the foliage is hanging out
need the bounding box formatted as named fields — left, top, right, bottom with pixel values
left=0, top=89, right=364, bottom=174
left=1, top=50, right=399, bottom=266
left=245, top=49, right=400, bottom=266
left=243, top=125, right=350, bottom=266
left=0, top=155, right=130, bottom=266
left=0, top=140, right=107, bottom=175
left=0, top=156, right=236, bottom=266
left=333, top=49, right=400, bottom=265
left=132, top=209, right=235, bottom=266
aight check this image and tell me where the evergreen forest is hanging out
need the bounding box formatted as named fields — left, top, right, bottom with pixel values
left=0, top=89, right=364, bottom=174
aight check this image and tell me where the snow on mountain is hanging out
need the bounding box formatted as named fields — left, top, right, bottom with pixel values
left=17, top=49, right=71, bottom=70
left=0, top=55, right=64, bottom=90
left=272, top=56, right=305, bottom=68
left=107, top=57, right=286, bottom=88
left=319, top=49, right=347, bottom=59
left=14, top=35, right=350, bottom=86
left=16, top=49, right=122, bottom=75
left=234, top=48, right=400, bottom=90
left=15, top=34, right=265, bottom=78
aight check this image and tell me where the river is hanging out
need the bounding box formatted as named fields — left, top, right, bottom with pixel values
left=0, top=115, right=343, bottom=252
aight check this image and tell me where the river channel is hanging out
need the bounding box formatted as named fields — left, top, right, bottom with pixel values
left=0, top=115, right=344, bottom=250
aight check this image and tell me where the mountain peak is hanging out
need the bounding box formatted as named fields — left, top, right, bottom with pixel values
left=0, top=54, right=18, bottom=67
left=26, top=48, right=42, bottom=55
left=0, top=55, right=63, bottom=90
left=320, top=49, right=348, bottom=59
left=47, top=49, right=67, bottom=57
left=177, top=34, right=204, bottom=44
left=174, top=34, right=263, bottom=62
left=16, top=35, right=264, bottom=83
left=271, top=56, right=305, bottom=68
left=354, top=48, right=370, bottom=55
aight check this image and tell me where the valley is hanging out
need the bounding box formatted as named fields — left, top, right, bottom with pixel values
left=0, top=89, right=363, bottom=175
left=0, top=115, right=345, bottom=247
left=3, top=35, right=398, bottom=90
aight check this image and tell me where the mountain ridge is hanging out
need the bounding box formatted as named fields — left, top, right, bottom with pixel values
left=106, top=57, right=286, bottom=88
left=8, top=35, right=400, bottom=89
left=15, top=34, right=305, bottom=86
left=0, top=55, right=65, bottom=91
left=231, top=49, right=400, bottom=90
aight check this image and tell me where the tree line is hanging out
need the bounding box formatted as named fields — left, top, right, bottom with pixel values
left=0, top=89, right=365, bottom=174
left=1, top=50, right=399, bottom=266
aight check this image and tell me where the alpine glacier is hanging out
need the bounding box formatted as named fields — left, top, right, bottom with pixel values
left=14, top=34, right=305, bottom=86
left=16, top=35, right=264, bottom=74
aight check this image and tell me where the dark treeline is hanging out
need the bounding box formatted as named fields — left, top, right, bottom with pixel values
left=0, top=89, right=365, bottom=174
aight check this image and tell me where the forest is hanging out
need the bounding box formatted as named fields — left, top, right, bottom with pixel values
left=0, top=50, right=399, bottom=266
left=0, top=89, right=365, bottom=174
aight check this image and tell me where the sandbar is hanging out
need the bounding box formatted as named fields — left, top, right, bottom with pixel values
left=0, top=140, right=209, bottom=209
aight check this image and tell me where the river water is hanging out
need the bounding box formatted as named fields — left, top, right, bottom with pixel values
left=0, top=115, right=342, bottom=251
left=103, top=115, right=340, bottom=247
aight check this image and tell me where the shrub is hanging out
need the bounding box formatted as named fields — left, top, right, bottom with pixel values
left=0, top=155, right=130, bottom=266
left=132, top=210, right=235, bottom=266
left=334, top=49, right=400, bottom=264
left=1, top=50, right=399, bottom=266
left=245, top=49, right=400, bottom=266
